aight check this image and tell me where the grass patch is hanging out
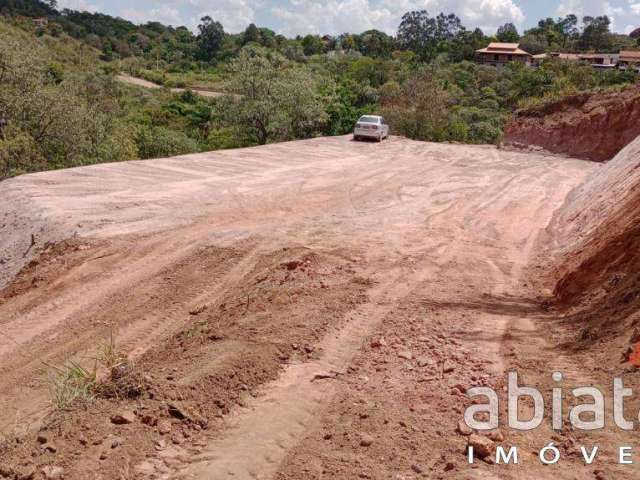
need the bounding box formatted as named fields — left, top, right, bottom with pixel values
left=46, top=329, right=146, bottom=410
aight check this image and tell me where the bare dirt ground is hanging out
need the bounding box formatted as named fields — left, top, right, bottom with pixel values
left=2, top=134, right=635, bottom=480
left=116, top=74, right=225, bottom=98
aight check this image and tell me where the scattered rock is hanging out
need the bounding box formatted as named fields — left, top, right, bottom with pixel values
left=158, top=419, right=172, bottom=435
left=456, top=420, right=473, bottom=436
left=486, top=429, right=504, bottom=442
left=42, top=466, right=64, bottom=480
left=189, top=304, right=207, bottom=316
left=468, top=434, right=495, bottom=459
left=360, top=433, right=375, bottom=447
left=411, top=464, right=424, bottom=474
left=443, top=361, right=455, bottom=374
left=43, top=443, right=58, bottom=453
left=398, top=351, right=413, bottom=361
left=371, top=337, right=387, bottom=348
left=111, top=411, right=136, bottom=425
left=444, top=462, right=455, bottom=471
left=36, top=433, right=48, bottom=444
left=416, top=357, right=432, bottom=367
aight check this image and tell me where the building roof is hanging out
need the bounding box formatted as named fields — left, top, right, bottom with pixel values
left=620, top=50, right=640, bottom=61
left=476, top=43, right=532, bottom=56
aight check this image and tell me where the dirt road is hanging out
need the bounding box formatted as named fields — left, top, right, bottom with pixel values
left=117, top=74, right=225, bottom=98
left=1, top=135, right=620, bottom=479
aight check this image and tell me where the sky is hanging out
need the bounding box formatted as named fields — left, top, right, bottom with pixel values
left=56, top=0, right=640, bottom=36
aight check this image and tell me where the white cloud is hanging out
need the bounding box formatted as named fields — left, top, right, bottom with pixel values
left=57, top=0, right=100, bottom=12
left=183, top=0, right=256, bottom=32
left=271, top=0, right=524, bottom=36
left=631, top=2, right=640, bottom=14
left=121, top=5, right=182, bottom=25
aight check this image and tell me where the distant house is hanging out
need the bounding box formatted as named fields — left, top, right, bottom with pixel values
left=33, top=17, right=48, bottom=28
left=475, top=43, right=533, bottom=67
left=619, top=51, right=640, bottom=70
left=548, top=52, right=618, bottom=68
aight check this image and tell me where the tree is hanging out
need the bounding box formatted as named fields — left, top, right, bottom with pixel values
left=243, top=23, right=260, bottom=45
left=358, top=29, right=394, bottom=58
left=496, top=23, right=519, bottom=43
left=580, top=16, right=613, bottom=51
left=301, top=34, right=323, bottom=56
left=197, top=16, right=224, bottom=61
left=220, top=49, right=329, bottom=145
left=557, top=14, right=578, bottom=48
left=397, top=10, right=465, bottom=60
left=397, top=10, right=437, bottom=58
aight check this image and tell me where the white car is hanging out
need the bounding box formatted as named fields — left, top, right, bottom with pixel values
left=353, top=115, right=389, bottom=142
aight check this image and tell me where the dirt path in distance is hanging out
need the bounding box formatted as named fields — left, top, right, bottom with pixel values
left=117, top=74, right=225, bottom=98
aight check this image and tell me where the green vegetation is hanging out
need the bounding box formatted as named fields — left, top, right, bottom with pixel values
left=0, top=0, right=639, bottom=179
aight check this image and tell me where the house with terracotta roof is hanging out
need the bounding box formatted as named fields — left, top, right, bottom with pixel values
left=619, top=51, right=640, bottom=70
left=548, top=52, right=619, bottom=68
left=475, top=43, right=533, bottom=67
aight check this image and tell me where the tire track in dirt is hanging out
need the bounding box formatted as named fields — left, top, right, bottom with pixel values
left=170, top=264, right=429, bottom=480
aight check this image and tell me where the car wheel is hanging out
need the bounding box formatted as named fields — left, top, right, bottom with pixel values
left=353, top=135, right=359, bottom=141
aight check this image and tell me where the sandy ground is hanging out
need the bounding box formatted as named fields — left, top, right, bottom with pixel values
left=2, top=135, right=625, bottom=479
left=116, top=74, right=225, bottom=98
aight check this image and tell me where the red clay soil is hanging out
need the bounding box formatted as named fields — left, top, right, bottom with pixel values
left=6, top=135, right=640, bottom=480
left=503, top=84, right=640, bottom=162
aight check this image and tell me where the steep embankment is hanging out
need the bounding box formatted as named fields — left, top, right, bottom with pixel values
left=540, top=135, right=640, bottom=357
left=503, top=85, right=640, bottom=162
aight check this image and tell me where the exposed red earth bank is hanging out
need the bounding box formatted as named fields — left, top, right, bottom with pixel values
left=503, top=84, right=640, bottom=162
left=1, top=129, right=640, bottom=479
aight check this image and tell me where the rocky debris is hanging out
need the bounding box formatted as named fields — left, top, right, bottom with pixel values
left=410, top=464, right=424, bottom=474
left=485, top=429, right=504, bottom=442
left=456, top=420, right=473, bottom=436
left=110, top=411, right=136, bottom=425
left=311, top=370, right=343, bottom=381
left=416, top=357, right=432, bottom=367
left=468, top=434, right=495, bottom=459
left=158, top=419, right=172, bottom=435
left=397, top=350, right=413, bottom=360
left=442, top=361, right=455, bottom=374
left=370, top=337, right=387, bottom=348
left=42, top=466, right=64, bottom=480
left=189, top=304, right=207, bottom=315
left=359, top=433, right=375, bottom=447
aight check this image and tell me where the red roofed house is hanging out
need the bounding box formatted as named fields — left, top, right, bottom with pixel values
left=475, top=42, right=533, bottom=67
left=619, top=50, right=640, bottom=70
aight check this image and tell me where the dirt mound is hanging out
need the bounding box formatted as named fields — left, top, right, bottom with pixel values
left=503, top=85, right=640, bottom=162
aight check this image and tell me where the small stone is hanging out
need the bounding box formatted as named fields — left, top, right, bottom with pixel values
left=42, top=466, right=64, bottom=480
left=371, top=337, right=387, bottom=348
left=36, top=433, right=48, bottom=444
left=486, top=429, right=504, bottom=442
left=43, top=443, right=57, bottom=453
left=398, top=351, right=413, bottom=360
left=157, top=419, right=172, bottom=435
left=360, top=433, right=374, bottom=447
left=443, top=362, right=455, bottom=373
left=456, top=420, right=473, bottom=436
left=100, top=451, right=108, bottom=460
left=111, top=437, right=122, bottom=449
left=444, top=462, right=455, bottom=471
left=411, top=464, right=424, bottom=474
left=468, top=434, right=495, bottom=459
left=111, top=411, right=136, bottom=425
left=417, top=357, right=432, bottom=367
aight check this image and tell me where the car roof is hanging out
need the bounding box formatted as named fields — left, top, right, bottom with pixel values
left=359, top=115, right=382, bottom=121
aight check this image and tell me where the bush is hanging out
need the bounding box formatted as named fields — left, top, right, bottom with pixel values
left=134, top=125, right=199, bottom=159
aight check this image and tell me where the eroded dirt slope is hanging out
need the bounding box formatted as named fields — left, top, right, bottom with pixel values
left=503, top=85, right=640, bottom=161
left=1, top=135, right=628, bottom=480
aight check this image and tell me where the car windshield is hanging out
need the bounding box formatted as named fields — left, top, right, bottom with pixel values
left=358, top=116, right=379, bottom=123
